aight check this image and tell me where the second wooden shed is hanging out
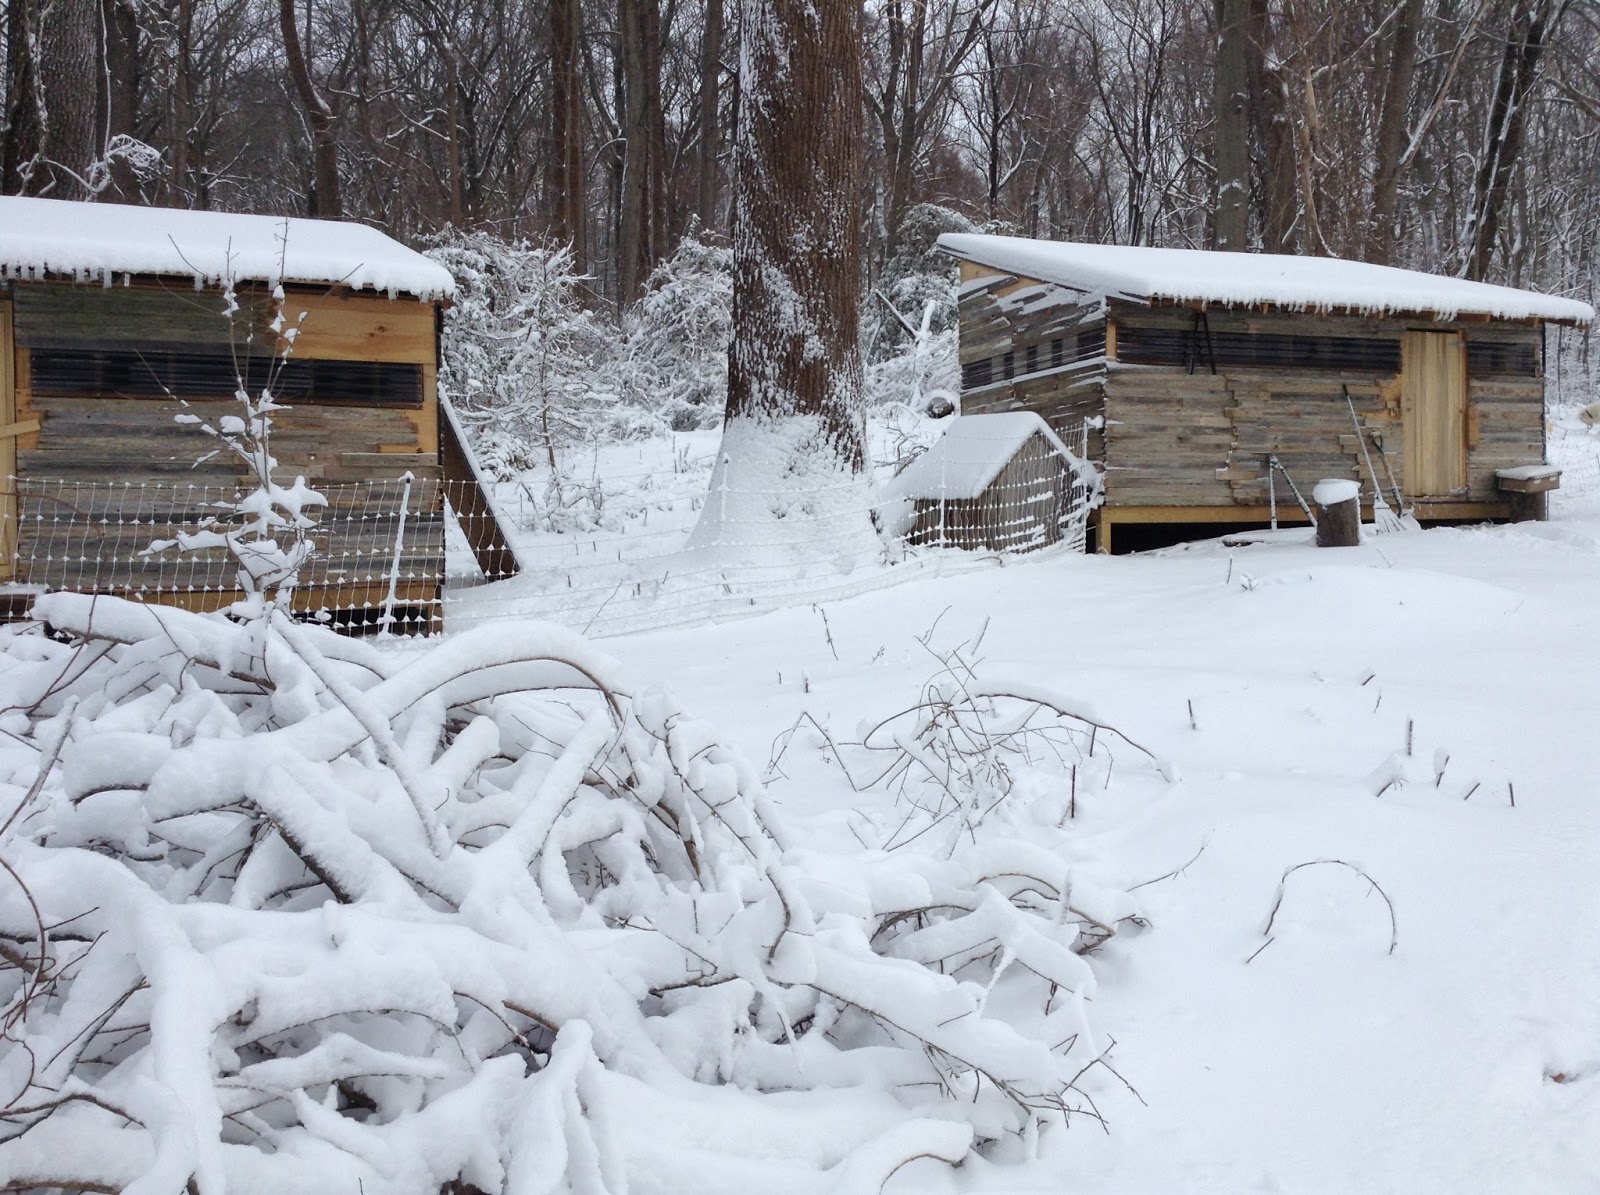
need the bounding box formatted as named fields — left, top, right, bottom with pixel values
left=938, top=235, right=1594, bottom=552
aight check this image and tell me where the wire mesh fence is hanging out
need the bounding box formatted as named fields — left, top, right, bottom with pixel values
left=1549, top=423, right=1600, bottom=514
left=0, top=420, right=1100, bottom=638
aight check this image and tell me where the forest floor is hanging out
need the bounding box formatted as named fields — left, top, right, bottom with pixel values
left=593, top=422, right=1600, bottom=1192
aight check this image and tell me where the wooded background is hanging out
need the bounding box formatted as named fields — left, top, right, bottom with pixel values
left=3, top=0, right=1596, bottom=316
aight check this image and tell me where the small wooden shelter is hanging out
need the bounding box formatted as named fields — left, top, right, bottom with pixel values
left=939, top=234, right=1595, bottom=552
left=0, top=196, right=516, bottom=630
left=885, top=411, right=1091, bottom=552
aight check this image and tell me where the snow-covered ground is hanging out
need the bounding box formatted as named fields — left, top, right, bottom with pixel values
left=594, top=423, right=1600, bottom=1193
left=5, top=414, right=1599, bottom=1192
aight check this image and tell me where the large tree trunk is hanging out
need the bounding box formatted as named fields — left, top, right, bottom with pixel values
left=1247, top=0, right=1297, bottom=253
left=168, top=0, right=195, bottom=206
left=617, top=0, right=665, bottom=304
left=39, top=0, right=98, bottom=196
left=688, top=0, right=876, bottom=558
left=548, top=0, right=588, bottom=268
left=100, top=0, right=143, bottom=202
left=1212, top=0, right=1251, bottom=251
left=695, top=0, right=724, bottom=231
left=4, top=0, right=97, bottom=197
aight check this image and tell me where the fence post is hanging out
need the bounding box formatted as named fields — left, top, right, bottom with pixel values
left=379, top=472, right=414, bottom=635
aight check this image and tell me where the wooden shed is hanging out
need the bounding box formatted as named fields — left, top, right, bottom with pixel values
left=938, top=235, right=1595, bottom=553
left=884, top=411, right=1094, bottom=552
left=0, top=196, right=516, bottom=631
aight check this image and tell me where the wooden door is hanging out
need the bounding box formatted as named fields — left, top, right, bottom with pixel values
left=1402, top=330, right=1467, bottom=498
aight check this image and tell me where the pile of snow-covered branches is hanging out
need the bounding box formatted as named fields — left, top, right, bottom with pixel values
left=0, top=595, right=1147, bottom=1191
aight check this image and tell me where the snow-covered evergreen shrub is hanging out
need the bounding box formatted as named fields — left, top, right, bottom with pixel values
left=612, top=235, right=733, bottom=431
left=428, top=231, right=620, bottom=478
left=863, top=325, right=959, bottom=416
left=862, top=205, right=971, bottom=418
left=865, top=203, right=976, bottom=365
left=0, top=595, right=1143, bottom=1190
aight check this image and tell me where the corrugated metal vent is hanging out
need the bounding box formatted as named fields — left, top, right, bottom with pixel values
left=30, top=349, right=424, bottom=408
left=1117, top=328, right=1402, bottom=373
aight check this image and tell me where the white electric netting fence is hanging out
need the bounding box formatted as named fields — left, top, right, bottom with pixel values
left=0, top=420, right=1100, bottom=638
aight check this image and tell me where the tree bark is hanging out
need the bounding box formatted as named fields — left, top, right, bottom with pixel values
left=2, top=0, right=45, bottom=194
left=1247, top=0, right=1297, bottom=253
left=279, top=0, right=343, bottom=219
left=695, top=0, right=724, bottom=230
left=1314, top=487, right=1361, bottom=547
left=617, top=0, right=665, bottom=304
left=100, top=0, right=143, bottom=202
left=39, top=0, right=98, bottom=196
left=1366, top=0, right=1423, bottom=264
left=689, top=0, right=874, bottom=554
left=168, top=0, right=195, bottom=205
left=1212, top=0, right=1251, bottom=251
left=548, top=0, right=588, bottom=268
left=1465, top=0, right=1565, bottom=281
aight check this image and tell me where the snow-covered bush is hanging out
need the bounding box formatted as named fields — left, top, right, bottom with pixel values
left=0, top=594, right=1142, bottom=1190
left=866, top=203, right=975, bottom=365
left=429, top=231, right=621, bottom=478
left=863, top=205, right=970, bottom=417
left=611, top=235, right=733, bottom=431
left=864, top=324, right=959, bottom=416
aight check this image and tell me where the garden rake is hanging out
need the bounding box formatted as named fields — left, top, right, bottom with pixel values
left=1345, top=387, right=1406, bottom=534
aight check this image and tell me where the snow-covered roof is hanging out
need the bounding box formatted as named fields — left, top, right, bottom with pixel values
left=0, top=196, right=454, bottom=300
left=939, top=234, right=1594, bottom=325
left=887, top=411, right=1071, bottom=501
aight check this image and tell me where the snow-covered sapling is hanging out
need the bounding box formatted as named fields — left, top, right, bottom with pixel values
left=148, top=277, right=327, bottom=621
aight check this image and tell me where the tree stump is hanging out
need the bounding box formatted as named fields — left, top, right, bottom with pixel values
left=1313, top=479, right=1361, bottom=547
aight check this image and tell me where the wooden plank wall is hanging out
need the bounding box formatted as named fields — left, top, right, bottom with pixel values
left=0, top=295, right=13, bottom=578
left=1103, top=302, right=1545, bottom=512
left=956, top=270, right=1109, bottom=460
left=5, top=281, right=444, bottom=624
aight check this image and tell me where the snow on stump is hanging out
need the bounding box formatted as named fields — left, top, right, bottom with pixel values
left=1496, top=465, right=1561, bottom=523
left=1313, top=478, right=1362, bottom=547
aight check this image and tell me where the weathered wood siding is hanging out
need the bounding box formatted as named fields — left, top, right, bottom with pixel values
left=955, top=270, right=1108, bottom=462
left=3, top=281, right=444, bottom=625
left=1103, top=301, right=1544, bottom=511
left=0, top=296, right=13, bottom=577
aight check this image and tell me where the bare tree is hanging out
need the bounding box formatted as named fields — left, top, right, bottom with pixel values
left=618, top=0, right=668, bottom=304
left=694, top=0, right=725, bottom=229
left=868, top=0, right=993, bottom=251
left=279, top=0, right=342, bottom=217
left=1465, top=0, right=1568, bottom=280
left=549, top=0, right=588, bottom=267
